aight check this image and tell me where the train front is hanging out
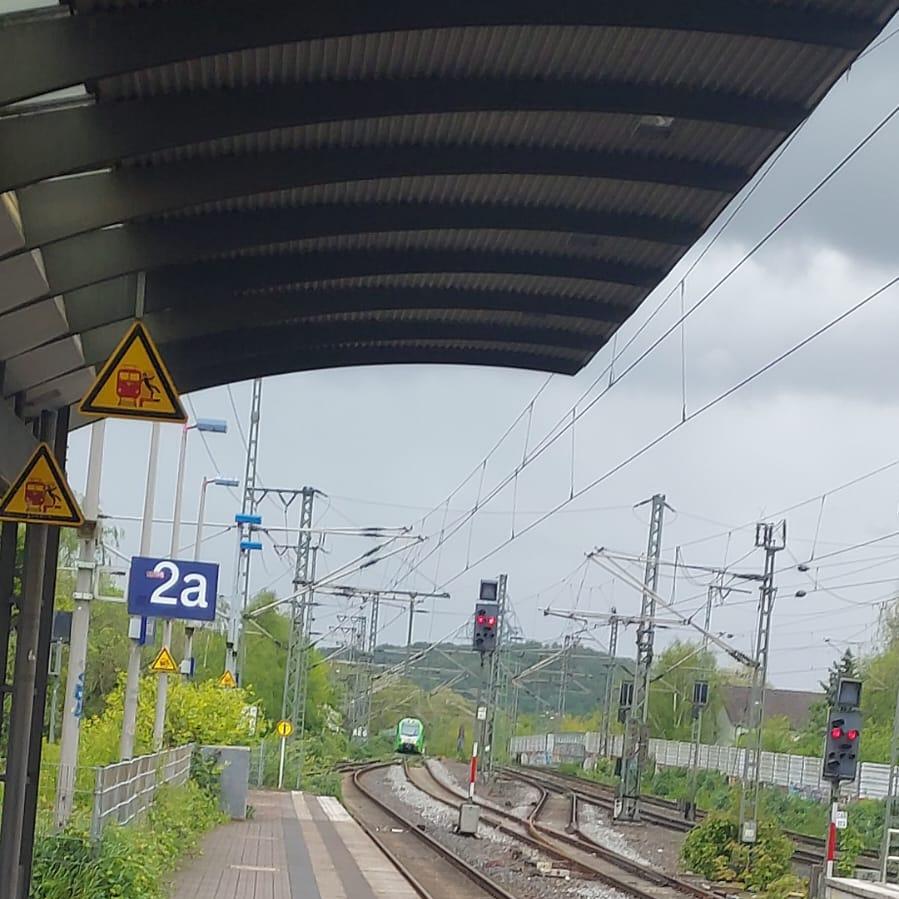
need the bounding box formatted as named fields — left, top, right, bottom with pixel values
left=395, top=718, right=424, bottom=754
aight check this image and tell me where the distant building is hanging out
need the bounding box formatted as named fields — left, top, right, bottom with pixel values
left=716, top=684, right=823, bottom=746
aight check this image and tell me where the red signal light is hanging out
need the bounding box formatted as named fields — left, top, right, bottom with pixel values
left=476, top=614, right=486, bottom=625
left=847, top=729, right=859, bottom=741
left=486, top=616, right=496, bottom=627
left=830, top=726, right=844, bottom=739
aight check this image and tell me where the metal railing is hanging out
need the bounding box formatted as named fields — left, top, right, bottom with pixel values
left=90, top=744, right=193, bottom=840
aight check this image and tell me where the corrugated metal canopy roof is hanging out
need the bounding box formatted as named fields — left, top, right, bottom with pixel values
left=0, top=0, right=896, bottom=420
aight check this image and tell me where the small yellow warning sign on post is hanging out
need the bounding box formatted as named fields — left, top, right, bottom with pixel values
left=79, top=321, right=187, bottom=423
left=276, top=720, right=294, bottom=739
left=150, top=646, right=179, bottom=674
left=0, top=444, right=84, bottom=527
left=219, top=670, right=237, bottom=689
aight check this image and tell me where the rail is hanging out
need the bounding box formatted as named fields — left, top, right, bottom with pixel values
left=510, top=732, right=895, bottom=800
left=412, top=758, right=722, bottom=899
left=347, top=761, right=518, bottom=899
left=90, top=744, right=193, bottom=840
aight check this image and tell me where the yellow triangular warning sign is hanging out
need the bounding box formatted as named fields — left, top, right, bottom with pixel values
left=79, top=321, right=187, bottom=423
left=0, top=443, right=84, bottom=527
left=150, top=646, right=179, bottom=674
left=219, top=670, right=237, bottom=689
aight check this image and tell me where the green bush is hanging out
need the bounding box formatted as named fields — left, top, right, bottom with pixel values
left=639, top=765, right=883, bottom=850
left=681, top=813, right=794, bottom=890
left=836, top=826, right=867, bottom=876
left=189, top=748, right=224, bottom=800
left=761, top=873, right=806, bottom=899
left=580, top=757, right=617, bottom=786
left=30, top=779, right=222, bottom=899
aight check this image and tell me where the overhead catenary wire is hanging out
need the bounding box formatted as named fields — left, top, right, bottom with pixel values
left=393, top=102, right=899, bottom=588
left=434, top=271, right=899, bottom=589
left=377, top=119, right=811, bottom=589
left=679, top=457, right=899, bottom=551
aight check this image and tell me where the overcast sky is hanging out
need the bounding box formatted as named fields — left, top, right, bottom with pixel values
left=61, top=22, right=899, bottom=694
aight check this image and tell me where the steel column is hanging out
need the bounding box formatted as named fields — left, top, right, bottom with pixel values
left=0, top=520, right=18, bottom=747
left=0, top=412, right=54, bottom=897
left=19, top=407, right=69, bottom=898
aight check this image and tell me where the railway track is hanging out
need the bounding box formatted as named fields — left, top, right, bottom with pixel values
left=503, top=765, right=880, bottom=870
left=410, top=758, right=727, bottom=899
left=343, top=761, right=518, bottom=899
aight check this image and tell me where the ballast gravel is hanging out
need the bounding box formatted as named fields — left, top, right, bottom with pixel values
left=369, top=765, right=628, bottom=899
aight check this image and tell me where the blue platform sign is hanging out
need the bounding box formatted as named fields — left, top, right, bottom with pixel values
left=127, top=556, right=218, bottom=622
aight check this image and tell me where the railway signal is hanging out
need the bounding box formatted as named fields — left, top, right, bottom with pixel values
left=472, top=580, right=500, bottom=654
left=822, top=678, right=862, bottom=783
left=618, top=681, right=634, bottom=723
left=472, top=602, right=499, bottom=653
left=823, top=713, right=861, bottom=782
left=821, top=677, right=863, bottom=878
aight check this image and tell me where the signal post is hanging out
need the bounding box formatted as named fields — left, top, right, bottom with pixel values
left=821, top=677, right=863, bottom=887
left=460, top=578, right=501, bottom=835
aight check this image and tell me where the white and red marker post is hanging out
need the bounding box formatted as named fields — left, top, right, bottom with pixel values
left=469, top=740, right=479, bottom=799
left=825, top=781, right=840, bottom=880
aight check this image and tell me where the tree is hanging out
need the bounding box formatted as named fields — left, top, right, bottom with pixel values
left=790, top=648, right=861, bottom=757
left=759, top=715, right=795, bottom=753
left=793, top=602, right=899, bottom=762
left=79, top=673, right=263, bottom=763
left=647, top=640, right=720, bottom=742
left=820, top=648, right=858, bottom=705
left=857, top=605, right=899, bottom=762
left=192, top=590, right=337, bottom=732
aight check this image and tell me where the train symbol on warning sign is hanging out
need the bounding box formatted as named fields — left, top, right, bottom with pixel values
left=115, top=367, right=161, bottom=409
left=24, top=479, right=61, bottom=514
left=79, top=321, right=186, bottom=423
left=0, top=444, right=83, bottom=527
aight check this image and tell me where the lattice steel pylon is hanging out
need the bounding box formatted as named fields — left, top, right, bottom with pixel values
left=345, top=614, right=368, bottom=740
left=738, top=520, right=786, bottom=842
left=616, top=493, right=667, bottom=822
left=281, top=487, right=316, bottom=767
left=557, top=633, right=573, bottom=717
left=485, top=573, right=508, bottom=778
left=360, top=595, right=380, bottom=740
left=228, top=377, right=263, bottom=679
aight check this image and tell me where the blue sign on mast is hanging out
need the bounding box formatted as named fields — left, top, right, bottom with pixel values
left=127, top=556, right=219, bottom=622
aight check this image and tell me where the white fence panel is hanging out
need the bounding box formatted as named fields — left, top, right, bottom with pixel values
left=510, top=732, right=894, bottom=799
left=771, top=753, right=790, bottom=786
left=859, top=762, right=891, bottom=799
left=758, top=752, right=776, bottom=786
left=553, top=732, right=586, bottom=745
left=510, top=734, right=551, bottom=754
left=90, top=744, right=193, bottom=840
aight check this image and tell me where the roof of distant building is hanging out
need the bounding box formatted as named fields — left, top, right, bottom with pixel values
left=721, top=684, right=824, bottom=731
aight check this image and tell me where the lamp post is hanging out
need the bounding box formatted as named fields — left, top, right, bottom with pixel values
left=153, top=419, right=228, bottom=749
left=182, top=475, right=238, bottom=679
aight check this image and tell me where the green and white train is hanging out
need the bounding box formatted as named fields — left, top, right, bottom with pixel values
left=394, top=717, right=425, bottom=754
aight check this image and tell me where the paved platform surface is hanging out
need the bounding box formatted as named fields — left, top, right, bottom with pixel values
left=171, top=790, right=418, bottom=898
